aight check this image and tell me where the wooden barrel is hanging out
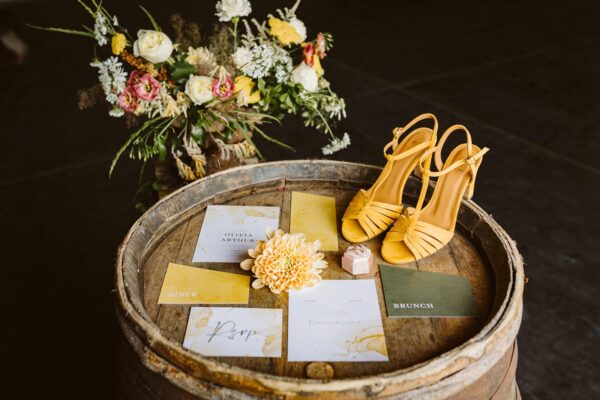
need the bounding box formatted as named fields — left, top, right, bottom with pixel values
left=115, top=160, right=525, bottom=399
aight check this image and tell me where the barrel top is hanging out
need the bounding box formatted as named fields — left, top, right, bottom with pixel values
left=115, top=160, right=524, bottom=396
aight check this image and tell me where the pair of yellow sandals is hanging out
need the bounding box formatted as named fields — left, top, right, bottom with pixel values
left=341, top=113, right=489, bottom=264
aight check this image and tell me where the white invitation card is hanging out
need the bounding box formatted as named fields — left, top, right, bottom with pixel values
left=288, top=280, right=389, bottom=362
left=192, top=205, right=280, bottom=263
left=183, top=307, right=283, bottom=357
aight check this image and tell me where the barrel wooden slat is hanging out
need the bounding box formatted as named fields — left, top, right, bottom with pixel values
left=143, top=221, right=190, bottom=321
left=449, top=233, right=495, bottom=317
left=115, top=160, right=524, bottom=399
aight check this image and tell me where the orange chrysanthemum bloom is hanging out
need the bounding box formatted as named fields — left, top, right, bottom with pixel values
left=241, top=228, right=327, bottom=293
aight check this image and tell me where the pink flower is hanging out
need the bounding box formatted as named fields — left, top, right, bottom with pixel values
left=316, top=32, right=327, bottom=59
left=133, top=74, right=161, bottom=101
left=118, top=87, right=138, bottom=113
left=127, top=70, right=143, bottom=88
left=212, top=76, right=234, bottom=100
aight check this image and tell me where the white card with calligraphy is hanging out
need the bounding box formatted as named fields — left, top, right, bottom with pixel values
left=192, top=205, right=280, bottom=263
left=183, top=307, right=283, bottom=357
left=287, top=280, right=389, bottom=362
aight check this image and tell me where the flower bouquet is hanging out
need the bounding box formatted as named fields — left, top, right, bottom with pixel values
left=35, top=0, right=348, bottom=187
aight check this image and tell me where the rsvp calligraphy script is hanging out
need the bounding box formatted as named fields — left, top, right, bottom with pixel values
left=183, top=307, right=283, bottom=357
left=206, top=320, right=257, bottom=343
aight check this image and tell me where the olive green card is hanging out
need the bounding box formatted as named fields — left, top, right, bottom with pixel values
left=379, top=264, right=478, bottom=317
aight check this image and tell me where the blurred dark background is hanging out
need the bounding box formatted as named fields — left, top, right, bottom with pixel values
left=1, top=0, right=599, bottom=398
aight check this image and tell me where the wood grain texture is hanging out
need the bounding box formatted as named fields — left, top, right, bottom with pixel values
left=115, top=160, right=525, bottom=399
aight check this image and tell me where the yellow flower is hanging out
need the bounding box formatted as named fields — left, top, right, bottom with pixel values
left=312, top=54, right=324, bottom=77
left=240, top=228, right=328, bottom=294
left=268, top=18, right=302, bottom=46
left=234, top=76, right=261, bottom=105
left=111, top=33, right=127, bottom=55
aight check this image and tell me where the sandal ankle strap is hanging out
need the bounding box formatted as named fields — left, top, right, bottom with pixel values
left=383, top=113, right=438, bottom=161
left=416, top=124, right=489, bottom=198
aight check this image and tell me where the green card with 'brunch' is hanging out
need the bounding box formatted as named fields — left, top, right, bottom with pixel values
left=379, top=264, right=478, bottom=317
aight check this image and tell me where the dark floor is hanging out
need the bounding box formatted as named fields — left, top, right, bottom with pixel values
left=1, top=0, right=599, bottom=398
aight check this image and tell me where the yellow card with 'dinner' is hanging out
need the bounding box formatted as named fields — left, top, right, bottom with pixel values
left=290, top=192, right=339, bottom=251
left=158, top=263, right=250, bottom=304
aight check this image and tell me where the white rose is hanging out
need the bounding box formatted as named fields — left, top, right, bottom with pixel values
left=288, top=18, right=307, bottom=42
left=133, top=30, right=173, bottom=63
left=215, top=0, right=252, bottom=22
left=232, top=46, right=252, bottom=69
left=185, top=75, right=214, bottom=105
left=291, top=63, right=318, bottom=92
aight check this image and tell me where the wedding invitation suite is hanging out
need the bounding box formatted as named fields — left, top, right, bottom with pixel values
left=290, top=192, right=339, bottom=251
left=380, top=264, right=478, bottom=317
left=183, top=307, right=283, bottom=357
left=158, top=263, right=250, bottom=304
left=287, top=280, right=388, bottom=362
left=192, top=205, right=280, bottom=262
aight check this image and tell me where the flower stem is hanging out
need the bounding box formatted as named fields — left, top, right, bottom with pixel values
left=314, top=107, right=335, bottom=140
left=232, top=17, right=239, bottom=50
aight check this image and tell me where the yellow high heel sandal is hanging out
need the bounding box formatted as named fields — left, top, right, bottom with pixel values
left=341, top=113, right=438, bottom=243
left=381, top=124, right=489, bottom=264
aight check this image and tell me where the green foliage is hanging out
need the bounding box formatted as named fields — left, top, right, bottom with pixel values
left=253, top=74, right=344, bottom=141
left=191, top=123, right=205, bottom=146
left=27, top=24, right=95, bottom=38
left=256, top=79, right=304, bottom=120
left=109, top=117, right=176, bottom=177
left=321, top=32, right=334, bottom=52
left=139, top=6, right=161, bottom=31
left=169, top=60, right=196, bottom=83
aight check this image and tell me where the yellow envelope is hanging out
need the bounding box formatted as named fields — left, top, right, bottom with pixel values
left=290, top=192, right=339, bottom=251
left=158, top=263, right=250, bottom=304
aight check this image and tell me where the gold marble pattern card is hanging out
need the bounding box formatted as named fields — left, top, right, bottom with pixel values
left=158, top=263, right=250, bottom=304
left=183, top=307, right=283, bottom=357
left=290, top=192, right=339, bottom=251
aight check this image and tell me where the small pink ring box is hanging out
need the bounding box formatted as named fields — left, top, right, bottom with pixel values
left=342, top=245, right=373, bottom=275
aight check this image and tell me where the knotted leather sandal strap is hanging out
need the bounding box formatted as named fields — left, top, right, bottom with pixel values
left=342, top=189, right=403, bottom=239
left=386, top=212, right=453, bottom=259
left=405, top=220, right=453, bottom=259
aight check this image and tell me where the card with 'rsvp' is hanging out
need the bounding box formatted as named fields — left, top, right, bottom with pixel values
left=183, top=307, right=283, bottom=357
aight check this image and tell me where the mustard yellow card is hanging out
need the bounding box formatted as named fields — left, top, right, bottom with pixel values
left=158, top=263, right=250, bottom=304
left=290, top=192, right=339, bottom=251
